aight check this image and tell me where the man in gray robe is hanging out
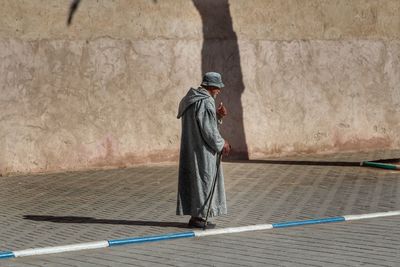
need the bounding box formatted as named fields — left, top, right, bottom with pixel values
left=177, top=72, right=231, bottom=229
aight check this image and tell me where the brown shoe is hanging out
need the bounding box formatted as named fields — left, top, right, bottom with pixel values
left=188, top=217, right=216, bottom=229
left=203, top=221, right=216, bottom=229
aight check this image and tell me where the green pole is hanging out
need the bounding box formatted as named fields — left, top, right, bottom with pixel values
left=361, top=161, right=400, bottom=170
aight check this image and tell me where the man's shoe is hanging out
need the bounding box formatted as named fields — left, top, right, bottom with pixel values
left=188, top=217, right=204, bottom=228
left=188, top=218, right=216, bottom=229
left=202, top=221, right=216, bottom=229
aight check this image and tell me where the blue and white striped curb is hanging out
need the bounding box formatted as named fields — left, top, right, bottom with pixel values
left=1, top=210, right=400, bottom=260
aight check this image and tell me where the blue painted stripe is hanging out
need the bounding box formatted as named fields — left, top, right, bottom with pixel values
left=4, top=210, right=400, bottom=260
left=108, top=231, right=195, bottom=246
left=0, top=251, right=15, bottom=259
left=272, top=216, right=345, bottom=228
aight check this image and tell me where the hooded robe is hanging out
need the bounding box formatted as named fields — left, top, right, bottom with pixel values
left=176, top=87, right=227, bottom=218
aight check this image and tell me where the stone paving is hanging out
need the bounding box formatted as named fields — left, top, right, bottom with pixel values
left=1, top=150, right=400, bottom=266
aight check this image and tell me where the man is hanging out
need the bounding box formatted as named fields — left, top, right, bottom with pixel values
left=176, top=72, right=231, bottom=229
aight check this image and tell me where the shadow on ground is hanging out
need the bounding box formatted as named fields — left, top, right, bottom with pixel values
left=24, top=215, right=189, bottom=228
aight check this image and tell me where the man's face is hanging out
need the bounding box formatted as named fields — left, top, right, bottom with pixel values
left=207, top=87, right=221, bottom=98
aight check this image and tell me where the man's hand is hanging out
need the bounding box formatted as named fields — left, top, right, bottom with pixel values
left=217, top=102, right=227, bottom=119
left=222, top=140, right=231, bottom=156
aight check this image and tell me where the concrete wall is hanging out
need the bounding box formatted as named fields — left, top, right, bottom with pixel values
left=1, top=0, right=399, bottom=175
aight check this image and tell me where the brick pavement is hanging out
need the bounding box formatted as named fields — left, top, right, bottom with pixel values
left=1, top=150, right=400, bottom=266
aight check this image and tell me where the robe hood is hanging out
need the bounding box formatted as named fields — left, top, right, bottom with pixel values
left=177, top=87, right=211, bottom=118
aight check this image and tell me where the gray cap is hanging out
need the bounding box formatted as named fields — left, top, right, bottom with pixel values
left=201, top=72, right=224, bottom=89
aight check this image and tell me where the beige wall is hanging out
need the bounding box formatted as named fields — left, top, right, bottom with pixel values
left=1, top=0, right=399, bottom=175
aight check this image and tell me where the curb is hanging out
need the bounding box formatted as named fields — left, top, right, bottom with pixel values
left=2, top=210, right=400, bottom=260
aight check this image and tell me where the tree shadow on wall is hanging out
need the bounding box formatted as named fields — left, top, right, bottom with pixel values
left=193, top=0, right=249, bottom=159
left=67, top=0, right=158, bottom=26
left=67, top=0, right=249, bottom=159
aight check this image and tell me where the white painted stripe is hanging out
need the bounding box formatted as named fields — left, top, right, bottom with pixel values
left=344, top=210, right=400, bottom=221
left=13, top=241, right=109, bottom=257
left=194, top=224, right=273, bottom=237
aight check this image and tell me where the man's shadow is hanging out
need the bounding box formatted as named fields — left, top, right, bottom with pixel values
left=24, top=215, right=189, bottom=228
left=193, top=0, right=249, bottom=159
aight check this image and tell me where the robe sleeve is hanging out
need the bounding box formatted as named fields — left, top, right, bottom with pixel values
left=196, top=100, right=225, bottom=153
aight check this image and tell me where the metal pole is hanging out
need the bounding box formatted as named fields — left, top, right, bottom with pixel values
left=361, top=161, right=400, bottom=170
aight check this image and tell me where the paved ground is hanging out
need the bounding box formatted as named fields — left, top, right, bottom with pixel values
left=1, top=150, right=400, bottom=266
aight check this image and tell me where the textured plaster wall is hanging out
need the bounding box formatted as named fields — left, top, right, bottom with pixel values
left=0, top=0, right=399, bottom=174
